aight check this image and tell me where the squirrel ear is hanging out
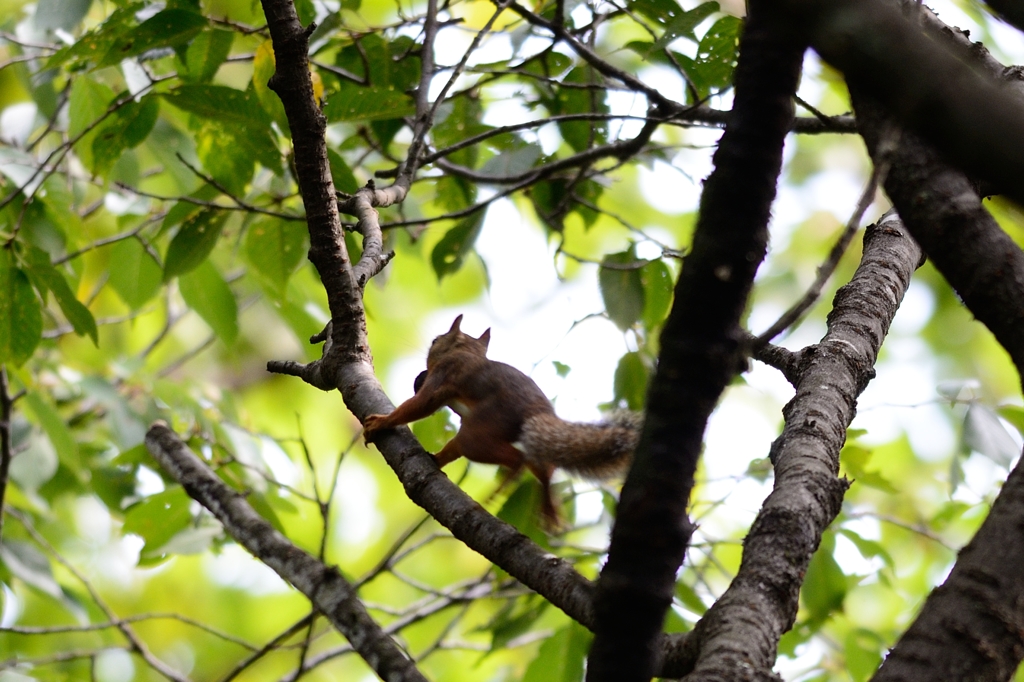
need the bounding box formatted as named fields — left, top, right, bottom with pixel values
left=449, top=314, right=463, bottom=333
left=478, top=328, right=491, bottom=347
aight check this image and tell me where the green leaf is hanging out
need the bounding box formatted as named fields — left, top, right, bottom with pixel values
left=0, top=251, right=42, bottom=366
left=600, top=247, right=647, bottom=330
left=164, top=209, right=228, bottom=280
left=22, top=246, right=97, bottom=343
left=161, top=186, right=219, bottom=234
left=640, top=259, right=674, bottom=329
left=484, top=595, right=549, bottom=652
left=840, top=443, right=899, bottom=493
left=478, top=142, right=542, bottom=178
left=675, top=580, right=708, bottom=615
left=691, top=16, right=742, bottom=93
left=432, top=97, right=489, bottom=169
left=522, top=621, right=591, bottom=682
left=613, top=351, right=649, bottom=410
left=497, top=479, right=549, bottom=547
left=557, top=67, right=608, bottom=152
left=434, top=175, right=477, bottom=212
left=108, top=238, right=162, bottom=310
left=650, top=2, right=720, bottom=50
left=294, top=0, right=316, bottom=26
left=92, top=96, right=160, bottom=174
left=801, top=533, right=846, bottom=622
left=334, top=33, right=420, bottom=92
left=570, top=178, right=603, bottom=229
left=997, top=404, right=1024, bottom=437
left=112, top=443, right=160, bottom=469
left=179, top=260, right=239, bottom=344
left=43, top=5, right=139, bottom=70
left=328, top=148, right=360, bottom=195
left=99, top=9, right=207, bottom=67
left=123, top=487, right=194, bottom=560
left=663, top=606, right=691, bottom=634
left=182, top=29, right=234, bottom=83
left=411, top=410, right=457, bottom=454
left=431, top=211, right=486, bottom=280
left=245, top=218, right=307, bottom=299
left=252, top=40, right=288, bottom=130
left=0, top=540, right=63, bottom=600
left=628, top=0, right=689, bottom=24
left=845, top=628, right=886, bottom=682
left=22, top=392, right=79, bottom=470
left=68, top=78, right=116, bottom=171
left=165, top=87, right=282, bottom=176
left=194, top=121, right=278, bottom=192
left=837, top=528, right=895, bottom=571
left=529, top=179, right=569, bottom=232
left=324, top=85, right=416, bottom=122
left=552, top=360, right=571, bottom=378
left=962, top=403, right=1018, bottom=467
left=164, top=84, right=269, bottom=128
left=244, top=489, right=287, bottom=534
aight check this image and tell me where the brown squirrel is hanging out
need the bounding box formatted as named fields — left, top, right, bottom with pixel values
left=362, top=315, right=642, bottom=524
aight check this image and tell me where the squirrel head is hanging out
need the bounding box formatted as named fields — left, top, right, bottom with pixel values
left=426, top=315, right=491, bottom=367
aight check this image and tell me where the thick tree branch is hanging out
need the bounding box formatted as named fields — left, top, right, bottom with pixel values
left=854, top=88, right=1024, bottom=682
left=144, top=424, right=426, bottom=682
left=663, top=212, right=922, bottom=681
left=783, top=0, right=1024, bottom=207
left=586, top=4, right=806, bottom=680
left=259, top=0, right=365, bottom=362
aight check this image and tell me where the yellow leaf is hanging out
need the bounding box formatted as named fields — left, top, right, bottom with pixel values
left=311, top=69, right=324, bottom=105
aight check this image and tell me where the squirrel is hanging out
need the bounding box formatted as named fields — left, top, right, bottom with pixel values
left=362, top=315, right=642, bottom=525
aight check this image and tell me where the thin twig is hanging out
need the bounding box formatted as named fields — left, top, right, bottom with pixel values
left=7, top=510, right=191, bottom=682
left=754, top=160, right=890, bottom=346
left=218, top=613, right=316, bottom=682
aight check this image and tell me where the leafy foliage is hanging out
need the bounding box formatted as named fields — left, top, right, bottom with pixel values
left=0, top=0, right=1020, bottom=680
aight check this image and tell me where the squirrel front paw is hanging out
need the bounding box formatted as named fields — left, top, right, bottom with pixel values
left=362, top=414, right=389, bottom=442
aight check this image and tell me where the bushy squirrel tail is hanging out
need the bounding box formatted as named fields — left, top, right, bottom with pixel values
left=516, top=411, right=642, bottom=479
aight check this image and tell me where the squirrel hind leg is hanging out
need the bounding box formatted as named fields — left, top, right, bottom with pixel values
left=488, top=463, right=525, bottom=502
left=434, top=438, right=465, bottom=468
left=525, top=462, right=562, bottom=530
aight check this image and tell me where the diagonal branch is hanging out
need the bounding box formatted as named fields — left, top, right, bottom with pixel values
left=144, top=424, right=427, bottom=682
left=662, top=211, right=922, bottom=680
left=586, top=3, right=807, bottom=680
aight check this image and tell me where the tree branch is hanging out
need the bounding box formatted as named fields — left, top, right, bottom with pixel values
left=663, top=212, right=922, bottom=680
left=587, top=3, right=806, bottom=680
left=785, top=0, right=1024, bottom=207
left=854, top=79, right=1024, bottom=682
left=144, top=424, right=427, bottom=682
